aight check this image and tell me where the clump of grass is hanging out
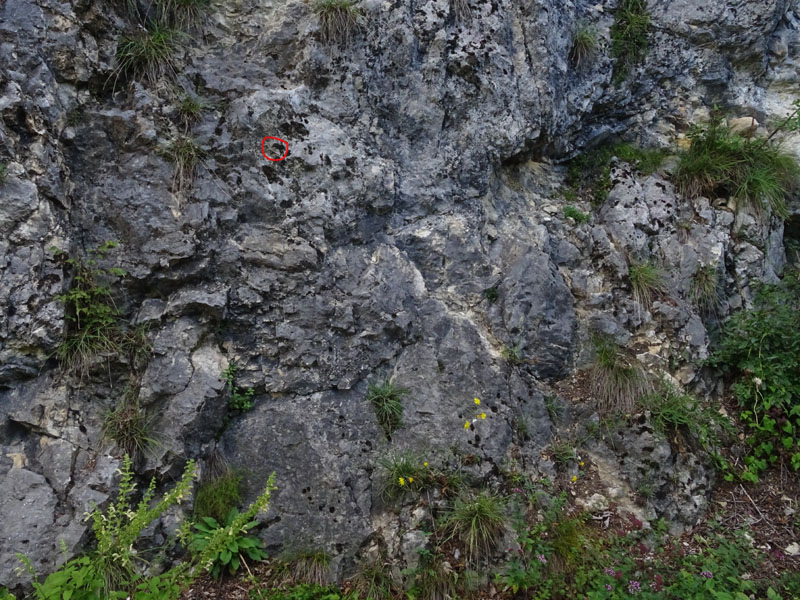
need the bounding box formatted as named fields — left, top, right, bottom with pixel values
left=676, top=116, right=800, bottom=220
left=281, top=551, right=331, bottom=586
left=112, top=24, right=182, bottom=88
left=194, top=471, right=243, bottom=522
left=156, top=0, right=211, bottom=29
left=408, top=547, right=459, bottom=600
left=367, top=379, right=408, bottom=440
left=313, top=0, right=362, bottom=46
left=103, top=393, right=157, bottom=465
left=610, top=0, right=649, bottom=83
left=501, top=343, right=523, bottom=365
left=549, top=440, right=577, bottom=465
left=691, top=263, right=721, bottom=316
left=569, top=24, right=598, bottom=67
left=163, top=135, right=204, bottom=191
left=0, top=162, right=7, bottom=184
left=350, top=556, right=395, bottom=600
left=443, top=491, right=506, bottom=566
left=563, top=205, right=589, bottom=224
left=119, top=323, right=153, bottom=372
left=378, top=452, right=426, bottom=501
left=629, top=261, right=666, bottom=308
left=589, top=334, right=652, bottom=414
left=176, top=93, right=212, bottom=128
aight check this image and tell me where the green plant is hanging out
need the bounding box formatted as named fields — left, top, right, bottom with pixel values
left=163, top=135, right=204, bottom=191
left=563, top=205, right=590, bottom=224
left=443, top=491, right=506, bottom=566
left=501, top=343, right=523, bottom=365
left=103, top=393, right=157, bottom=465
left=676, top=115, right=800, bottom=220
left=252, top=583, right=343, bottom=600
left=484, top=286, right=499, bottom=303
left=176, top=93, right=209, bottom=127
left=280, top=551, right=332, bottom=586
left=366, top=379, right=408, bottom=439
left=53, top=241, right=126, bottom=378
left=708, top=269, right=800, bottom=480
left=223, top=361, right=256, bottom=412
left=691, top=263, right=721, bottom=315
left=629, top=261, right=666, bottom=308
left=0, top=588, right=14, bottom=600
left=406, top=546, right=458, bottom=600
left=378, top=452, right=427, bottom=500
left=190, top=508, right=268, bottom=580
left=113, top=24, right=182, bottom=87
left=544, top=395, right=563, bottom=423
left=610, top=0, right=649, bottom=83
left=570, top=25, right=598, bottom=67
left=549, top=440, right=577, bottom=465
left=589, top=335, right=652, bottom=414
left=156, top=0, right=211, bottom=29
left=194, top=471, right=243, bottom=522
left=119, top=323, right=153, bottom=372
left=350, top=556, right=395, bottom=600
left=313, top=0, right=362, bottom=46
left=0, top=162, right=7, bottom=184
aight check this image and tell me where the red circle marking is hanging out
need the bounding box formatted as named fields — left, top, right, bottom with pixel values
left=261, top=136, right=289, bottom=162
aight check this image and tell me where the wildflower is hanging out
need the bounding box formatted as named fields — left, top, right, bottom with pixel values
left=604, top=568, right=616, bottom=576
left=579, top=461, right=585, bottom=466
left=605, top=584, right=613, bottom=591
left=474, top=398, right=480, bottom=405
left=537, top=554, right=547, bottom=564
left=398, top=477, right=405, bottom=486
left=571, top=475, right=578, bottom=482
left=423, top=462, right=428, bottom=467
left=753, top=377, right=763, bottom=388
left=701, top=570, right=713, bottom=579
left=480, top=412, right=486, bottom=419
left=408, top=477, right=414, bottom=483
left=628, top=580, right=641, bottom=593
left=464, top=420, right=470, bottom=430
left=512, top=487, right=523, bottom=494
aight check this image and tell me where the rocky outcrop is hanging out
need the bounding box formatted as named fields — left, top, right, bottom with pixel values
left=2, top=0, right=800, bottom=588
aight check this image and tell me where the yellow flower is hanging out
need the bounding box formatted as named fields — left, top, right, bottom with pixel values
left=579, top=461, right=585, bottom=466
left=423, top=462, right=428, bottom=467
left=464, top=420, right=470, bottom=430
left=399, top=477, right=405, bottom=486
left=571, top=475, right=578, bottom=482
left=474, top=398, right=481, bottom=405
left=408, top=477, right=414, bottom=483
left=480, top=413, right=486, bottom=419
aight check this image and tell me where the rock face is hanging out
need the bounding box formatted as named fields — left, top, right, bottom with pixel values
left=1, top=0, right=800, bottom=588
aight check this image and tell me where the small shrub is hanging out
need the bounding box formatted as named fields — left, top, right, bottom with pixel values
left=223, top=361, right=256, bottom=412
left=570, top=25, right=598, bottom=67
left=610, top=0, right=649, bottom=83
left=708, top=269, right=800, bottom=479
left=443, top=491, right=506, bottom=566
left=190, top=509, right=268, bottom=580
left=113, top=24, right=182, bottom=87
left=589, top=335, right=652, bottom=414
left=629, top=261, right=666, bottom=308
left=676, top=116, right=800, bottom=220
left=313, top=0, right=362, bottom=46
left=367, top=379, right=408, bottom=439
left=563, top=205, right=589, bottom=224
left=691, top=263, right=721, bottom=315
left=103, top=393, right=157, bottom=465
left=194, top=471, right=243, bottom=522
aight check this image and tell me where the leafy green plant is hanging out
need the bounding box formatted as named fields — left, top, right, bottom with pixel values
left=676, top=115, right=800, bottom=220
left=194, top=471, right=243, bottom=522
left=691, top=263, right=721, bottom=316
left=610, top=0, right=649, bottom=83
left=113, top=24, right=182, bottom=87
left=103, top=392, right=157, bottom=465
left=313, top=0, right=362, bottom=46
left=563, top=205, right=589, bottom=224
left=629, top=261, right=666, bottom=308
left=190, top=509, right=268, bottom=580
left=53, top=241, right=126, bottom=378
left=708, top=269, right=800, bottom=480
left=367, top=379, right=408, bottom=439
left=406, top=546, right=459, bottom=600
left=223, top=361, right=256, bottom=412
left=443, top=491, right=506, bottom=566
left=570, top=25, right=598, bottom=67
left=589, top=335, right=652, bottom=414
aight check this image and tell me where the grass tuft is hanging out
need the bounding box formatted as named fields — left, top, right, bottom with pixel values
left=570, top=24, right=598, bottom=67
left=350, top=556, right=395, bottom=600
left=610, top=0, right=649, bottom=83
left=378, top=452, right=426, bottom=501
left=103, top=392, right=157, bottom=465
left=194, top=471, right=243, bottom=522
left=629, top=261, right=666, bottom=308
left=589, top=335, right=652, bottom=414
left=563, top=205, right=589, bottom=224
left=163, top=135, right=204, bottom=191
left=281, top=551, right=331, bottom=586
left=112, top=24, right=183, bottom=88
left=0, top=162, right=7, bottom=184
left=156, top=0, right=211, bottom=29
left=313, top=0, right=362, bottom=46
left=676, top=116, right=800, bottom=220
left=691, top=263, right=721, bottom=316
left=443, top=491, right=506, bottom=566
left=367, top=379, right=408, bottom=440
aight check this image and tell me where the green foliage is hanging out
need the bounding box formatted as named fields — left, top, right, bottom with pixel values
left=156, top=0, right=211, bottom=29
left=113, top=24, right=182, bottom=87
left=405, top=546, right=460, bottom=600
left=251, top=584, right=343, bottom=600
left=313, top=0, right=362, bottom=46
left=53, top=241, right=125, bottom=378
left=163, top=135, right=204, bottom=191
left=483, top=286, right=499, bottom=303
left=563, top=205, right=589, bottom=224
left=378, top=452, right=427, bottom=501
left=103, top=393, right=157, bottom=465
left=570, top=24, right=598, bottom=67
left=367, top=379, right=408, bottom=439
left=350, top=557, right=395, bottom=600
left=709, top=270, right=800, bottom=479
left=500, top=343, right=524, bottom=365
left=549, top=440, right=577, bottom=465
left=629, top=261, right=666, bottom=308
left=190, top=509, right=268, bottom=580
left=610, top=0, right=649, bottom=83
left=676, top=116, right=800, bottom=220
left=589, top=335, right=652, bottom=414
left=443, top=491, right=506, bottom=566
left=223, top=361, right=256, bottom=412
left=176, top=93, right=212, bottom=127
left=194, top=471, right=243, bottom=522
left=691, top=263, right=721, bottom=316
